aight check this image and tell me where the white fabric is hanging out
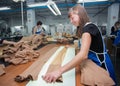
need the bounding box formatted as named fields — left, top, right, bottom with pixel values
left=26, top=46, right=75, bottom=86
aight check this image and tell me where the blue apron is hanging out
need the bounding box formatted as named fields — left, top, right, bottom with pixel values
left=88, top=30, right=117, bottom=85
left=88, top=50, right=116, bottom=85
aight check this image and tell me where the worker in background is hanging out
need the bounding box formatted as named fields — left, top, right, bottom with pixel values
left=113, top=30, right=120, bottom=46
left=33, top=21, right=46, bottom=36
left=110, top=21, right=120, bottom=36
left=42, top=4, right=116, bottom=85
left=110, top=21, right=120, bottom=43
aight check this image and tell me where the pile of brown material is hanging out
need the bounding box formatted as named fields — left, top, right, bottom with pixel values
left=19, top=34, right=44, bottom=49
left=2, top=42, right=40, bottom=65
left=0, top=34, right=44, bottom=65
left=14, top=45, right=58, bottom=82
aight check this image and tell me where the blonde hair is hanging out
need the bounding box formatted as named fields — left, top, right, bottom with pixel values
left=68, top=4, right=90, bottom=37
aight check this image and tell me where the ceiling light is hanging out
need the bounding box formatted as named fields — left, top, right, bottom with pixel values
left=51, top=2, right=61, bottom=15
left=27, top=0, right=61, bottom=16
left=97, top=0, right=108, bottom=1
left=47, top=5, right=58, bottom=16
left=0, top=7, right=10, bottom=11
left=13, top=0, right=25, bottom=2
left=27, top=3, right=47, bottom=7
left=77, top=0, right=108, bottom=3
left=47, top=0, right=61, bottom=16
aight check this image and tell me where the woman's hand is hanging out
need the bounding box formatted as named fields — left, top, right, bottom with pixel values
left=42, top=69, right=62, bottom=83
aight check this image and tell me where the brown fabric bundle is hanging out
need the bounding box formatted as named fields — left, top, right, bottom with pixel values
left=31, top=35, right=43, bottom=45
left=3, top=43, right=40, bottom=65
left=15, top=46, right=58, bottom=82
left=1, top=34, right=44, bottom=65
left=20, top=35, right=35, bottom=42
left=80, top=59, right=115, bottom=86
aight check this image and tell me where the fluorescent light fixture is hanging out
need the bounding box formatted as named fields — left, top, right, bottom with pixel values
left=51, top=2, right=61, bottom=15
left=27, top=2, right=47, bottom=7
left=15, top=26, right=22, bottom=29
left=47, top=1, right=61, bottom=16
left=27, top=0, right=61, bottom=16
left=47, top=4, right=58, bottom=16
left=0, top=7, right=10, bottom=11
left=97, top=0, right=108, bottom=1
left=13, top=0, right=25, bottom=2
left=77, top=0, right=108, bottom=3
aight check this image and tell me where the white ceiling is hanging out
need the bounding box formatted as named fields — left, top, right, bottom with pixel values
left=0, top=0, right=119, bottom=22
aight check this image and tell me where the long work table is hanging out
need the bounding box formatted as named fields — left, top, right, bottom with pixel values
left=0, top=44, right=82, bottom=86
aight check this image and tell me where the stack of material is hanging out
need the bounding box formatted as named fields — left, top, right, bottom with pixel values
left=14, top=45, right=58, bottom=82
left=0, top=34, right=44, bottom=65
left=19, top=34, right=44, bottom=49
left=2, top=42, right=40, bottom=65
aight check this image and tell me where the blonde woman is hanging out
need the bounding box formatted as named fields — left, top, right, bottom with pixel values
left=42, top=4, right=116, bottom=85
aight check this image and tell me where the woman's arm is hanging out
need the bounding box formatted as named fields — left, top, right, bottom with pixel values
left=42, top=32, right=91, bottom=83
left=60, top=32, right=91, bottom=74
